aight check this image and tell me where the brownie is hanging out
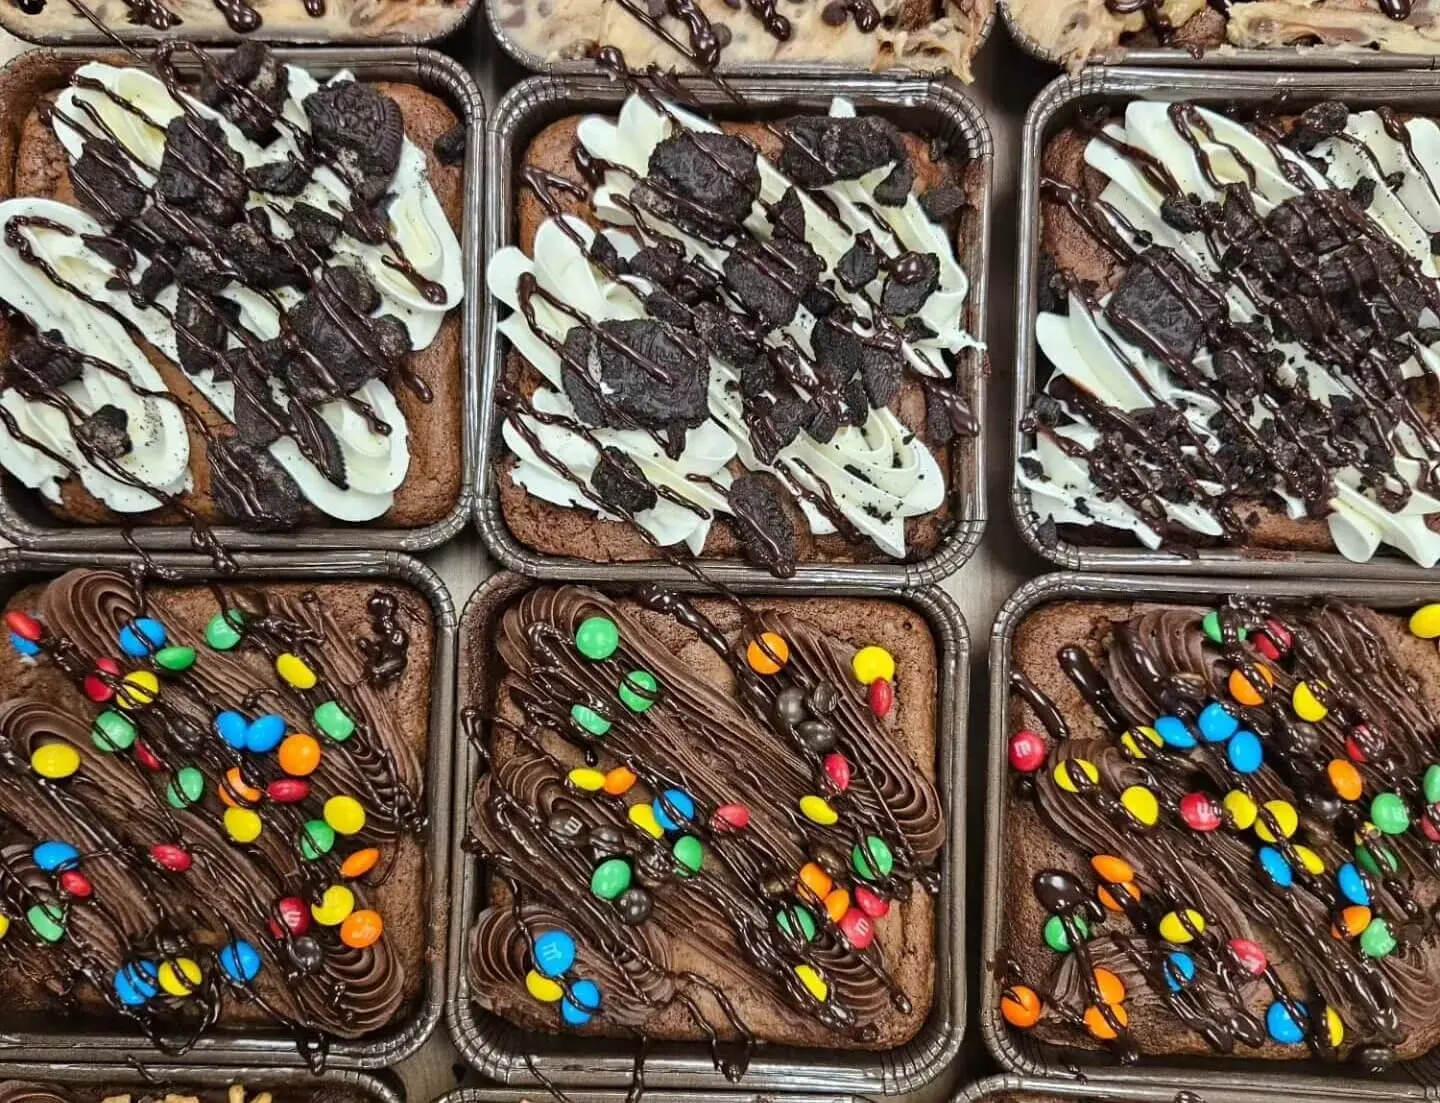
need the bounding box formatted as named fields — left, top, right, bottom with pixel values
left=1005, top=0, right=1435, bottom=70
left=0, top=47, right=466, bottom=534
left=491, top=0, right=993, bottom=79
left=0, top=568, right=434, bottom=1050
left=464, top=583, right=944, bottom=1050
left=496, top=101, right=984, bottom=573
left=999, top=594, right=1440, bottom=1068
left=0, top=1084, right=367, bottom=1103
left=1022, top=96, right=1440, bottom=566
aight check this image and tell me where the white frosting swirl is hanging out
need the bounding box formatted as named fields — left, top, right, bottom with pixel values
left=491, top=92, right=975, bottom=559
left=1021, top=100, right=1440, bottom=567
left=0, top=61, right=463, bottom=521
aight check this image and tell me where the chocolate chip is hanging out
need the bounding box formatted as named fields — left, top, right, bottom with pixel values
left=158, top=116, right=247, bottom=226
left=175, top=289, right=240, bottom=376
left=722, top=238, right=823, bottom=328
left=810, top=314, right=863, bottom=386
left=835, top=231, right=879, bottom=292
left=880, top=251, right=939, bottom=317
left=594, top=319, right=710, bottom=431
left=1289, top=100, right=1348, bottom=152
left=209, top=435, right=304, bottom=531
left=73, top=404, right=131, bottom=461
left=591, top=445, right=658, bottom=514
left=8, top=332, right=80, bottom=398
left=305, top=80, right=405, bottom=187
left=70, top=140, right=147, bottom=222
left=1159, top=192, right=1205, bottom=234
left=768, top=186, right=807, bottom=242
left=247, top=157, right=311, bottom=197
left=861, top=344, right=902, bottom=407
left=641, top=131, right=761, bottom=233
left=434, top=121, right=466, bottom=166
left=727, top=471, right=797, bottom=575
left=821, top=0, right=847, bottom=24
left=919, top=184, right=966, bottom=224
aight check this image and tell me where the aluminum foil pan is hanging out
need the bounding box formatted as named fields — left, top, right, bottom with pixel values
left=956, top=1071, right=1374, bottom=1102
left=445, top=570, right=970, bottom=1093
left=1013, top=65, right=1440, bottom=580
left=476, top=73, right=992, bottom=587
left=981, top=570, right=1440, bottom=1099
left=0, top=47, right=482, bottom=557
left=0, top=547, right=456, bottom=1070
left=0, top=1063, right=399, bottom=1103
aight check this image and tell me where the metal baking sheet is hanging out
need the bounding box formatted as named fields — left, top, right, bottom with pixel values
left=981, top=570, right=1440, bottom=1099
left=0, top=0, right=478, bottom=48
left=445, top=570, right=970, bottom=1093
left=998, top=0, right=1440, bottom=71
left=955, top=1071, right=1374, bottom=1103
left=0, top=547, right=457, bottom=1071
left=0, top=47, right=482, bottom=557
left=485, top=0, right=994, bottom=76
left=1013, top=65, right=1440, bottom=580
left=475, top=73, right=992, bottom=588
left=0, top=1062, right=400, bottom=1103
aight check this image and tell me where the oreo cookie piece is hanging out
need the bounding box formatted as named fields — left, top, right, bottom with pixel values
left=1104, top=250, right=1223, bottom=365
left=305, top=80, right=405, bottom=189
left=220, top=337, right=289, bottom=386
left=722, top=238, right=823, bottom=329
left=835, top=232, right=879, bottom=292
left=591, top=446, right=658, bottom=515
left=919, top=184, right=966, bottom=224
left=175, top=289, right=240, bottom=376
left=1289, top=100, right=1348, bottom=153
left=640, top=132, right=761, bottom=235
left=289, top=202, right=342, bottom=254
left=288, top=296, right=386, bottom=398
left=247, top=157, right=311, bottom=197
left=842, top=374, right=869, bottom=425
left=343, top=195, right=395, bottom=244
left=434, top=122, right=466, bottom=166
left=692, top=299, right=763, bottom=367
left=289, top=399, right=348, bottom=488
left=880, top=252, right=939, bottom=317
left=232, top=369, right=285, bottom=448
left=597, top=319, right=710, bottom=430
left=198, top=41, right=289, bottom=144
left=209, top=435, right=304, bottom=531
left=768, top=186, right=807, bottom=242
left=874, top=156, right=915, bottom=207
left=8, top=331, right=81, bottom=398
left=804, top=392, right=842, bottom=444
left=74, top=404, right=130, bottom=460
left=860, top=344, right=902, bottom=408
left=740, top=355, right=777, bottom=400
left=174, top=245, right=237, bottom=294
left=630, top=239, right=684, bottom=286
left=226, top=221, right=305, bottom=289
left=134, top=248, right=178, bottom=304
left=70, top=140, right=147, bottom=222
left=372, top=315, right=412, bottom=361
left=779, top=115, right=906, bottom=189
left=810, top=315, right=863, bottom=386
left=158, top=116, right=247, bottom=225
left=746, top=388, right=806, bottom=464
left=727, top=471, right=797, bottom=576
left=319, top=265, right=382, bottom=315
left=589, top=232, right=627, bottom=277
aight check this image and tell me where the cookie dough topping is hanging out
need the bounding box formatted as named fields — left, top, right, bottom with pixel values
left=1021, top=98, right=1440, bottom=566
left=493, top=91, right=976, bottom=571
left=0, top=44, right=463, bottom=538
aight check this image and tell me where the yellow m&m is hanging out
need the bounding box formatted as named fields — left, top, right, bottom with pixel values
left=795, top=963, right=828, bottom=1002
left=1054, top=758, right=1099, bottom=793
left=851, top=646, right=895, bottom=685
left=526, top=970, right=563, bottom=1002
left=31, top=743, right=80, bottom=780
left=800, top=794, right=839, bottom=826
left=1292, top=681, right=1329, bottom=722
left=117, top=670, right=159, bottom=711
left=324, top=796, right=366, bottom=836
left=224, top=807, right=263, bottom=844
left=1159, top=908, right=1206, bottom=944
left=568, top=768, right=606, bottom=791
left=1120, top=785, right=1159, bottom=827
left=311, top=884, right=355, bottom=926
left=628, top=803, right=664, bottom=838
left=1254, top=800, right=1298, bottom=843
left=158, top=957, right=202, bottom=997
left=276, top=652, right=318, bottom=689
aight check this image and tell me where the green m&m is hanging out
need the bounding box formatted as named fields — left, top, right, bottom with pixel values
left=1201, top=611, right=1246, bottom=645
left=300, top=820, right=337, bottom=860
left=314, top=700, right=356, bottom=742
left=166, top=766, right=206, bottom=809
left=575, top=616, right=619, bottom=661
left=1357, top=841, right=1399, bottom=877
left=155, top=646, right=197, bottom=672
left=851, top=836, right=894, bottom=881
left=92, top=710, right=136, bottom=753
left=1425, top=764, right=1440, bottom=805
left=571, top=704, right=612, bottom=737
left=1371, top=793, right=1410, bottom=836
left=776, top=903, right=817, bottom=942
left=1360, top=916, right=1397, bottom=959
left=26, top=902, right=64, bottom=943
left=205, top=610, right=246, bottom=651
left=619, top=671, right=659, bottom=713
left=673, top=835, right=703, bottom=877
left=1043, top=913, right=1090, bottom=953
left=590, top=857, right=631, bottom=900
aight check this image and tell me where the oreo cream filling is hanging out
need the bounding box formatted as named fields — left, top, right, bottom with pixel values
left=1021, top=99, right=1440, bottom=567
left=490, top=93, right=976, bottom=560
left=0, top=57, right=462, bottom=526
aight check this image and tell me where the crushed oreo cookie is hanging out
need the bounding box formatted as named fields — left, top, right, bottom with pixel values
left=561, top=320, right=710, bottom=438
left=8, top=332, right=81, bottom=398
left=74, top=403, right=131, bottom=460
left=880, top=252, right=939, bottom=317
left=592, top=446, right=659, bottom=514
left=305, top=80, right=404, bottom=193
left=175, top=289, right=241, bottom=376
left=70, top=140, right=148, bottom=222
left=434, top=121, right=467, bottom=166
left=769, top=186, right=807, bottom=242
left=198, top=41, right=289, bottom=145
left=835, top=232, right=880, bottom=292
left=722, top=238, right=823, bottom=328
left=641, top=132, right=761, bottom=235
left=919, top=184, right=966, bottom=224
left=210, top=435, right=304, bottom=531
left=158, top=116, right=248, bottom=225
left=779, top=115, right=908, bottom=190
left=727, top=471, right=797, bottom=576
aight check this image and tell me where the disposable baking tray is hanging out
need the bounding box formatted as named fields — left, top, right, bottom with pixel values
left=0, top=1063, right=400, bottom=1103
left=476, top=73, right=992, bottom=588
left=1013, top=66, right=1440, bottom=580
left=0, top=47, right=483, bottom=557
left=485, top=0, right=994, bottom=77
left=0, top=0, right=478, bottom=47
left=440, top=1090, right=853, bottom=1103
left=0, top=547, right=456, bottom=1071
left=445, top=570, right=970, bottom=1093
left=999, top=0, right=1440, bottom=71
left=981, top=570, right=1440, bottom=1099
left=956, top=1071, right=1369, bottom=1102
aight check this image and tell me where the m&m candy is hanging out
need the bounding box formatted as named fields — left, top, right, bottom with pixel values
left=341, top=909, right=384, bottom=948
left=1197, top=702, right=1238, bottom=743
left=618, top=670, right=660, bottom=713
left=219, top=939, right=262, bottom=983
left=158, top=957, right=202, bottom=997
left=340, top=848, right=381, bottom=879
left=1179, top=792, right=1222, bottom=832
left=34, top=841, right=79, bottom=872
left=1228, top=938, right=1267, bottom=976
left=868, top=678, right=894, bottom=717
left=1410, top=603, right=1440, bottom=639
left=119, top=618, right=166, bottom=657
left=279, top=733, right=322, bottom=776
left=1009, top=729, right=1047, bottom=773
left=533, top=930, right=577, bottom=977
left=314, top=701, right=355, bottom=742
left=794, top=963, right=828, bottom=1002
left=276, top=652, right=317, bottom=689
left=800, top=794, right=838, bottom=826
left=117, top=670, right=159, bottom=711
left=823, top=753, right=852, bottom=792
left=526, top=970, right=563, bottom=1001
left=114, top=961, right=159, bottom=1006
left=31, top=743, right=80, bottom=780
left=561, top=978, right=601, bottom=1025
left=311, top=885, right=355, bottom=926
left=205, top=610, right=246, bottom=650
left=1292, top=681, right=1328, bottom=723
left=324, top=795, right=366, bottom=836
left=746, top=632, right=789, bottom=675
left=575, top=616, right=619, bottom=660
left=1000, top=985, right=1042, bottom=1028
left=628, top=803, right=664, bottom=839
left=851, top=646, right=895, bottom=685
left=1266, top=1000, right=1306, bottom=1045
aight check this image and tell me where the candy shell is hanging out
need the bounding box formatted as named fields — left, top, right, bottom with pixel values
left=1159, top=908, right=1206, bottom=944
left=59, top=871, right=91, bottom=898
left=215, top=711, right=249, bottom=750
left=799, top=862, right=833, bottom=902
left=340, top=909, right=383, bottom=948
left=1332, top=905, right=1371, bottom=941
left=324, top=795, right=366, bottom=836
left=154, top=646, right=196, bottom=673
left=1266, top=1001, right=1306, bottom=1046
left=84, top=657, right=121, bottom=703
left=117, top=670, right=159, bottom=711
left=712, top=803, right=749, bottom=831
left=561, top=978, right=601, bottom=1025
left=575, top=616, right=619, bottom=661
left=1227, top=730, right=1263, bottom=774
left=1410, top=603, right=1440, bottom=639
left=219, top=939, right=262, bottom=984
left=824, top=888, right=850, bottom=923
left=568, top=768, right=606, bottom=792
left=627, top=803, right=664, bottom=839
left=1293, top=845, right=1325, bottom=876
left=603, top=767, right=636, bottom=796
left=1043, top=913, right=1089, bottom=953
left=1163, top=951, right=1196, bottom=992
left=221, top=766, right=262, bottom=807
left=851, top=646, right=895, bottom=685
left=653, top=789, right=695, bottom=832
left=137, top=742, right=164, bottom=772
left=340, top=848, right=381, bottom=879
left=8, top=633, right=37, bottom=657
left=1257, top=846, right=1292, bottom=888
left=245, top=714, right=285, bottom=754
left=313, top=700, right=355, bottom=742
left=1093, top=967, right=1125, bottom=1006
left=1201, top=609, right=1239, bottom=644
left=1091, top=855, right=1134, bottom=884
left=776, top=903, right=818, bottom=942
left=268, top=778, right=311, bottom=804
left=158, top=957, right=202, bottom=997
left=1008, top=730, right=1047, bottom=773
left=1053, top=758, right=1098, bottom=793
left=1119, top=726, right=1163, bottom=760
left=1292, top=681, right=1328, bottom=722
left=1229, top=937, right=1267, bottom=976
left=300, top=820, right=336, bottom=860
left=1360, top=916, right=1397, bottom=959
left=224, top=807, right=263, bottom=844
left=838, top=907, right=874, bottom=949
left=1120, top=785, right=1159, bottom=828
left=1425, top=764, right=1440, bottom=805
left=114, top=961, right=159, bottom=1006
left=868, top=678, right=894, bottom=717
left=279, top=733, right=322, bottom=777
left=534, top=930, right=577, bottom=977
left=91, top=711, right=136, bottom=753
left=1153, top=715, right=1196, bottom=750
left=311, top=885, right=355, bottom=926
left=276, top=652, right=317, bottom=690
left=31, top=743, right=80, bottom=780
left=1371, top=792, right=1410, bottom=836
left=1197, top=702, right=1239, bottom=743
left=526, top=970, right=563, bottom=1002
left=1084, top=1002, right=1128, bottom=1041
left=800, top=794, right=838, bottom=826
left=1338, top=863, right=1371, bottom=907
left=1325, top=1007, right=1345, bottom=1048
left=823, top=753, right=852, bottom=792
left=590, top=858, right=632, bottom=900
left=150, top=844, right=191, bottom=873
left=571, top=705, right=611, bottom=737
left=1329, top=759, right=1363, bottom=802
left=851, top=836, right=894, bottom=881
left=1259, top=619, right=1293, bottom=658
left=5, top=610, right=41, bottom=641
left=1228, top=664, right=1274, bottom=707
left=794, top=963, right=828, bottom=1002
left=1000, top=985, right=1042, bottom=1029
left=746, top=632, right=789, bottom=675
left=1098, top=881, right=1139, bottom=913
left=618, top=670, right=659, bottom=713
left=119, top=618, right=166, bottom=657
left=855, top=885, right=889, bottom=917
left=34, top=841, right=79, bottom=872
left=1223, top=790, right=1258, bottom=829
left=270, top=896, right=311, bottom=937
left=1180, top=792, right=1222, bottom=832
left=166, top=767, right=205, bottom=809
left=26, top=903, right=64, bottom=942
left=672, top=835, right=703, bottom=876
left=205, top=610, right=245, bottom=651
left=1254, top=800, right=1298, bottom=843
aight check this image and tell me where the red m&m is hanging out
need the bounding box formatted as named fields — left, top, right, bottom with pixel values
left=269, top=896, right=311, bottom=938
left=151, top=844, right=192, bottom=872
left=1009, top=730, right=1047, bottom=773
left=868, top=678, right=894, bottom=718
left=1180, top=792, right=1222, bottom=832
left=84, top=657, right=122, bottom=703
left=1228, top=938, right=1268, bottom=976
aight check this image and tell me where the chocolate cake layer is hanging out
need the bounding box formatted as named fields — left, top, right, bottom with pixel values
left=1000, top=593, right=1440, bottom=1068
left=465, top=585, right=942, bottom=1050
left=0, top=568, right=433, bottom=1058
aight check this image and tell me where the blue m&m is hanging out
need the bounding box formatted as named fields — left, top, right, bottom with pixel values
left=1257, top=846, right=1293, bottom=888
left=33, top=841, right=79, bottom=872
left=246, top=714, right=286, bottom=753
left=1197, top=702, right=1239, bottom=743
left=533, top=930, right=577, bottom=978
left=1153, top=715, right=1196, bottom=750
left=561, top=978, right=601, bottom=1026
left=1163, top=951, right=1196, bottom=992
left=215, top=711, right=249, bottom=750
left=1227, top=730, right=1264, bottom=774
left=118, top=618, right=167, bottom=658
left=1338, top=862, right=1371, bottom=907
left=1266, top=1000, right=1307, bottom=1045
left=219, top=939, right=262, bottom=984
left=114, top=960, right=159, bottom=1007
left=653, top=789, right=695, bottom=832
left=9, top=632, right=40, bottom=658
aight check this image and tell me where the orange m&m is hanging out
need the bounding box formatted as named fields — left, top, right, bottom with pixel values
left=746, top=632, right=790, bottom=675
left=340, top=848, right=381, bottom=879
left=340, top=908, right=384, bottom=948
left=279, top=733, right=322, bottom=777
left=1000, top=985, right=1042, bottom=1029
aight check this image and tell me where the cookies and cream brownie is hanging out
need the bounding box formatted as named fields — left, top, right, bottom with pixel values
left=1020, top=96, right=1440, bottom=567
left=999, top=593, right=1440, bottom=1068
left=0, top=44, right=465, bottom=539
left=489, top=0, right=992, bottom=79
left=1007, top=1, right=1440, bottom=70
left=489, top=90, right=981, bottom=575
left=0, top=567, right=433, bottom=1059
left=464, top=584, right=944, bottom=1050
